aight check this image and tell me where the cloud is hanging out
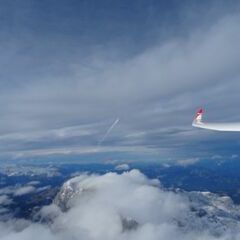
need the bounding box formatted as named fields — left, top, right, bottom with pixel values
left=211, top=155, right=223, bottom=160
left=14, top=186, right=35, bottom=196
left=0, top=186, right=17, bottom=195
left=115, top=163, right=130, bottom=171
left=27, top=181, right=40, bottom=186
left=35, top=186, right=51, bottom=193
left=1, top=170, right=240, bottom=240
left=0, top=2, right=240, bottom=161
left=176, top=158, right=200, bottom=166
left=0, top=165, right=61, bottom=177
left=0, top=195, right=12, bottom=205
left=0, top=184, right=36, bottom=197
left=231, top=154, right=238, bottom=159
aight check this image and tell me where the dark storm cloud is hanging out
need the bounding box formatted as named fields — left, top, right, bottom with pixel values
left=0, top=0, right=240, bottom=161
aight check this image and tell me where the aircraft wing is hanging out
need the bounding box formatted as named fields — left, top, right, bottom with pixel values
left=192, top=109, right=240, bottom=131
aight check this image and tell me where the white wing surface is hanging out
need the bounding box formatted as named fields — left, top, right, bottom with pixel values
left=192, top=109, right=240, bottom=131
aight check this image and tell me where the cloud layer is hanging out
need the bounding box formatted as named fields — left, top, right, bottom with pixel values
left=0, top=1, right=240, bottom=161
left=1, top=170, right=240, bottom=240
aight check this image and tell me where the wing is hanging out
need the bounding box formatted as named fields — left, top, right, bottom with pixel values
left=192, top=108, right=240, bottom=131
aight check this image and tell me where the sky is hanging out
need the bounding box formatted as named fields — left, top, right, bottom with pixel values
left=1, top=0, right=240, bottom=163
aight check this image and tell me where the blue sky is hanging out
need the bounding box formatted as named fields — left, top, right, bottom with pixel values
left=1, top=0, right=240, bottom=164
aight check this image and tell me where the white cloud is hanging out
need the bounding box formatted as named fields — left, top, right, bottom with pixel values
left=1, top=170, right=240, bottom=240
left=14, top=186, right=35, bottom=196
left=231, top=154, right=238, bottom=159
left=211, top=155, right=223, bottom=160
left=0, top=184, right=36, bottom=197
left=0, top=195, right=12, bottom=205
left=35, top=186, right=51, bottom=193
left=0, top=186, right=15, bottom=195
left=176, top=158, right=200, bottom=166
left=115, top=164, right=130, bottom=171
left=0, top=12, right=240, bottom=159
left=27, top=181, right=40, bottom=186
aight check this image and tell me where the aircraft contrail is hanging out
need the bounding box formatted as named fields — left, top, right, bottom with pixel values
left=98, top=118, right=119, bottom=145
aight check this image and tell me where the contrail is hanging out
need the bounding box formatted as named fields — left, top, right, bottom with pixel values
left=98, top=118, right=119, bottom=146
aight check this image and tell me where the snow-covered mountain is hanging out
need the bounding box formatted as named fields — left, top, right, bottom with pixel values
left=54, top=170, right=240, bottom=237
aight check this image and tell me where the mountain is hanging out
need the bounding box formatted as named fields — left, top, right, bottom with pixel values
left=54, top=171, right=240, bottom=237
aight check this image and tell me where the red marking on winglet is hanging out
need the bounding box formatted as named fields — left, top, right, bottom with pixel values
left=196, top=108, right=204, bottom=120
left=197, top=108, right=203, bottom=114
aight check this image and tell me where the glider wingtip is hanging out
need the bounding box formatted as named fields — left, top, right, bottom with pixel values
left=192, top=107, right=205, bottom=127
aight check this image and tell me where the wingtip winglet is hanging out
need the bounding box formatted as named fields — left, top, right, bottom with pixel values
left=193, top=108, right=204, bottom=125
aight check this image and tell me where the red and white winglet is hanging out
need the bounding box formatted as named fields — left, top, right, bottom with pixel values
left=192, top=108, right=240, bottom=131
